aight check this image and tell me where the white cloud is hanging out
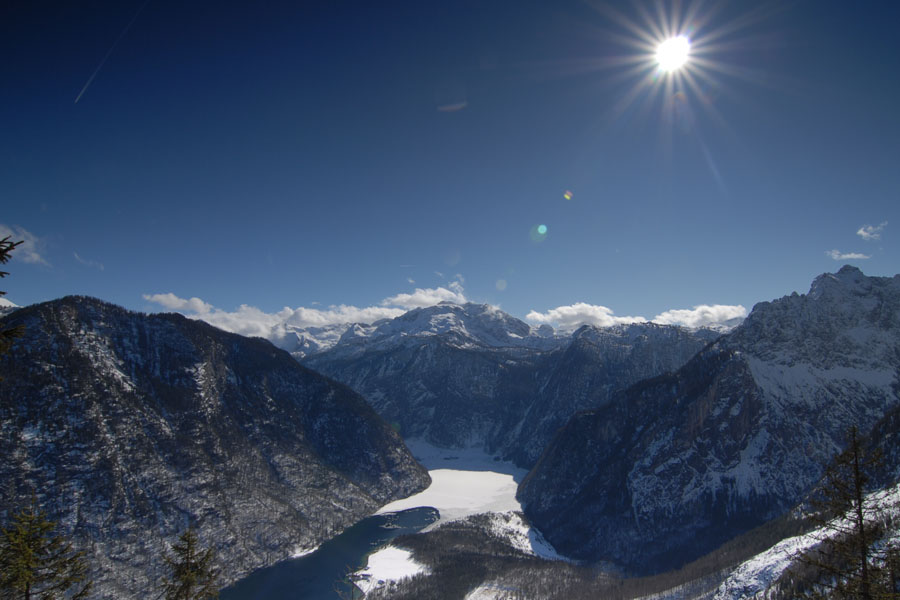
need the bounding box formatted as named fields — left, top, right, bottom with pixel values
left=382, top=279, right=466, bottom=309
left=526, top=303, right=646, bottom=331
left=526, top=302, right=748, bottom=331
left=826, top=249, right=870, bottom=261
left=281, top=305, right=405, bottom=329
left=857, top=221, right=887, bottom=241
left=142, top=293, right=213, bottom=314
left=143, top=280, right=469, bottom=345
left=0, top=224, right=49, bottom=266
left=652, top=304, right=747, bottom=328
left=74, top=252, right=104, bottom=271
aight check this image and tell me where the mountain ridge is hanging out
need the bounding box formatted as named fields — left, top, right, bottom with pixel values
left=518, top=266, right=900, bottom=573
left=0, top=295, right=429, bottom=599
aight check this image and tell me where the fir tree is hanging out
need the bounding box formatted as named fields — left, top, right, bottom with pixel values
left=788, top=426, right=888, bottom=599
left=161, top=527, right=219, bottom=600
left=0, top=235, right=24, bottom=374
left=0, top=496, right=92, bottom=600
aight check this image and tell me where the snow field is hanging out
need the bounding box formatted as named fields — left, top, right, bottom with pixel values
left=353, top=546, right=429, bottom=595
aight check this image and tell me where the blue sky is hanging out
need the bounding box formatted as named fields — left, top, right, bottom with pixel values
left=2, top=0, right=898, bottom=333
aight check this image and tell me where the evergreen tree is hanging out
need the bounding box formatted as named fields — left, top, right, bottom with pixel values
left=0, top=235, right=24, bottom=374
left=0, top=496, right=92, bottom=600
left=161, top=527, right=219, bottom=600
left=788, top=426, right=888, bottom=599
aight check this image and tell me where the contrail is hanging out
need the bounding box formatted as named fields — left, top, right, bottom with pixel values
left=74, top=0, right=152, bottom=104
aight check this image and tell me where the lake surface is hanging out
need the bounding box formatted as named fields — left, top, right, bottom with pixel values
left=220, top=507, right=438, bottom=600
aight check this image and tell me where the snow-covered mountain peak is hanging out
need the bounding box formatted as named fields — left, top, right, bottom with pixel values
left=808, top=264, right=880, bottom=300
left=572, top=321, right=722, bottom=348
left=338, top=322, right=377, bottom=343
left=363, top=301, right=560, bottom=350
left=725, top=267, right=900, bottom=368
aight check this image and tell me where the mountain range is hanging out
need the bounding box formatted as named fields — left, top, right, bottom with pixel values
left=2, top=265, right=899, bottom=597
left=303, top=302, right=722, bottom=467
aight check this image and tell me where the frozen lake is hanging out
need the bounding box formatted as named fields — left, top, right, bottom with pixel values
left=222, top=440, right=553, bottom=598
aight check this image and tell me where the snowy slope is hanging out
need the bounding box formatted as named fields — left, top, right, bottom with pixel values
left=713, top=482, right=900, bottom=599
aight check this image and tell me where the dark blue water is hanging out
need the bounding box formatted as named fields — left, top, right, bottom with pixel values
left=220, top=507, right=439, bottom=600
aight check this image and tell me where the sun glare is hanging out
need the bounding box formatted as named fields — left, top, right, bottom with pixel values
left=656, top=36, right=690, bottom=72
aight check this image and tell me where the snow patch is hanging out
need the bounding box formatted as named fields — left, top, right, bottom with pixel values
left=290, top=545, right=319, bottom=559
left=464, top=583, right=523, bottom=600
left=354, top=546, right=428, bottom=595
left=483, top=512, right=569, bottom=561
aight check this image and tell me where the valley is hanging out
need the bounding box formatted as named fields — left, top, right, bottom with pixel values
left=2, top=267, right=900, bottom=599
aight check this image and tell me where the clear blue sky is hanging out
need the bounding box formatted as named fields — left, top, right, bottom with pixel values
left=2, top=0, right=898, bottom=330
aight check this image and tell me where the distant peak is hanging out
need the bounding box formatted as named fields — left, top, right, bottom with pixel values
left=808, top=265, right=871, bottom=297
left=837, top=264, right=863, bottom=275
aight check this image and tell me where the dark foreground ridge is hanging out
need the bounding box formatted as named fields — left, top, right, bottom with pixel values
left=0, top=296, right=429, bottom=599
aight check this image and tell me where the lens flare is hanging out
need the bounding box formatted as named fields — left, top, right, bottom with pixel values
left=530, top=224, right=549, bottom=242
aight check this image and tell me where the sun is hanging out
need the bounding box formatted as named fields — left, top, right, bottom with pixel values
left=656, top=36, right=691, bottom=72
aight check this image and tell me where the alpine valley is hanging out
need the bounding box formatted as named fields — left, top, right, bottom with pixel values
left=2, top=266, right=900, bottom=599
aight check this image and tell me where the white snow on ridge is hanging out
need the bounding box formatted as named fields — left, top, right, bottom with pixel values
left=712, top=482, right=900, bottom=600
left=464, top=583, right=524, bottom=600
left=483, top=511, right=570, bottom=561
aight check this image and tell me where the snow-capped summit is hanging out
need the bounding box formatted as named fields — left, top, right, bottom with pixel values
left=729, top=264, right=900, bottom=369
left=370, top=302, right=552, bottom=348
left=305, top=302, right=566, bottom=362
left=0, top=297, right=17, bottom=308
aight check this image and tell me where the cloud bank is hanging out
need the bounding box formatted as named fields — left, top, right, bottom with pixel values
left=526, top=302, right=747, bottom=332
left=652, top=304, right=748, bottom=328
left=525, top=303, right=646, bottom=330
left=143, top=279, right=469, bottom=345
left=0, top=224, right=49, bottom=266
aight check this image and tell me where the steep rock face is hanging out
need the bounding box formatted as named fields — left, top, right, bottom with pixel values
left=499, top=323, right=719, bottom=466
left=0, top=297, right=429, bottom=599
left=518, top=266, right=900, bottom=573
left=305, top=303, right=716, bottom=467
